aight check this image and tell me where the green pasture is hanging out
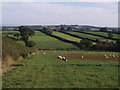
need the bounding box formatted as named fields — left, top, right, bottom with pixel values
left=69, top=32, right=112, bottom=41
left=2, top=31, right=78, bottom=49
left=1, top=31, right=19, bottom=35
left=3, top=50, right=119, bottom=88
left=53, top=31, right=81, bottom=42
left=30, top=31, right=78, bottom=49
left=87, top=31, right=120, bottom=39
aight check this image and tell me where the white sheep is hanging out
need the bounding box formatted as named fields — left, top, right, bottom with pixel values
left=58, top=56, right=63, bottom=60
left=104, top=55, right=108, bottom=59
left=105, top=56, right=108, bottom=59
left=104, top=55, right=107, bottom=57
left=62, top=57, right=67, bottom=61
left=43, top=53, right=46, bottom=54
left=112, top=55, right=115, bottom=57
left=81, top=56, right=84, bottom=59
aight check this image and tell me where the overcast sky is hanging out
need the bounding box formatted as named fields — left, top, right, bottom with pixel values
left=2, top=1, right=118, bottom=27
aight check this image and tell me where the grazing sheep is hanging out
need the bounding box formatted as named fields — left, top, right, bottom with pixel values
left=81, top=56, right=84, bottom=59
left=104, top=55, right=107, bottom=57
left=105, top=56, right=108, bottom=59
left=112, top=55, right=115, bottom=57
left=58, top=56, right=63, bottom=60
left=104, top=55, right=108, bottom=59
left=43, top=53, right=46, bottom=54
left=62, top=57, right=67, bottom=61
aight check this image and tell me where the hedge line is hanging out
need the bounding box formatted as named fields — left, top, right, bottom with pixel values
left=74, top=31, right=119, bottom=41
left=2, top=36, right=34, bottom=64
left=59, top=31, right=97, bottom=42
left=40, top=30, right=80, bottom=49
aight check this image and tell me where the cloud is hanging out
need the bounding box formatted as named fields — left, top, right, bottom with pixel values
left=3, top=0, right=119, bottom=2
left=2, top=2, right=118, bottom=27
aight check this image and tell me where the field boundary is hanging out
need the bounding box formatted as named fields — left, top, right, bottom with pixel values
left=40, top=30, right=80, bottom=49
left=74, top=31, right=120, bottom=41
left=59, top=31, right=97, bottom=42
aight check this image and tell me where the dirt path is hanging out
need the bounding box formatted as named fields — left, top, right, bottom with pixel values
left=2, top=65, right=15, bottom=74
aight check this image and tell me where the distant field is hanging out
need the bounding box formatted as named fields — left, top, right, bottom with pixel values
left=30, top=31, right=78, bottom=49
left=1, top=31, right=78, bottom=49
left=53, top=31, right=81, bottom=42
left=1, top=31, right=19, bottom=34
left=3, top=50, right=119, bottom=88
left=69, top=32, right=112, bottom=41
left=87, top=31, right=120, bottom=39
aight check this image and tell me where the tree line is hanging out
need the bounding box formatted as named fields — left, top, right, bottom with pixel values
left=40, top=27, right=120, bottom=52
left=13, top=26, right=35, bottom=47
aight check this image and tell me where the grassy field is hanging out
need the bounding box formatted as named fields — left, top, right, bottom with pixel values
left=3, top=50, right=119, bottom=88
left=69, top=32, right=112, bottom=41
left=29, top=31, right=78, bottom=49
left=2, top=30, right=119, bottom=88
left=2, top=31, right=78, bottom=49
left=53, top=31, right=81, bottom=42
left=87, top=31, right=120, bottom=39
left=1, top=31, right=19, bottom=35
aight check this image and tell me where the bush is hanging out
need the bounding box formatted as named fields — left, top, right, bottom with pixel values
left=79, top=39, right=92, bottom=50
left=27, top=41, right=36, bottom=47
left=108, top=33, right=113, bottom=38
left=2, top=36, right=34, bottom=63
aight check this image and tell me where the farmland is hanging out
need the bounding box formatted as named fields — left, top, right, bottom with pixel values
left=53, top=31, right=81, bottom=42
left=68, top=31, right=114, bottom=41
left=29, top=31, right=78, bottom=49
left=2, top=31, right=78, bottom=49
left=2, top=51, right=119, bottom=88
left=2, top=30, right=119, bottom=88
left=86, top=31, right=120, bottom=40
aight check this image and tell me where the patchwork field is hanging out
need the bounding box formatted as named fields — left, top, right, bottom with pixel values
left=53, top=31, right=81, bottom=42
left=29, top=31, right=78, bottom=49
left=2, top=51, right=119, bottom=88
left=2, top=30, right=119, bottom=88
left=68, top=32, right=113, bottom=41
left=87, top=31, right=120, bottom=39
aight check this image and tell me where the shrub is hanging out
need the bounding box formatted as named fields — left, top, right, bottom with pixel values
left=79, top=39, right=92, bottom=50
left=27, top=41, right=36, bottom=47
left=2, top=36, right=34, bottom=64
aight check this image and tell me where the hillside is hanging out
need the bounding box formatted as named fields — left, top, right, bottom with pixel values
left=2, top=36, right=34, bottom=68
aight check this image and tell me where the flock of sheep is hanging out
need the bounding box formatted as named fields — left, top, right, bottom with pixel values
left=33, top=51, right=119, bottom=61
left=104, top=54, right=119, bottom=59
left=57, top=55, right=85, bottom=61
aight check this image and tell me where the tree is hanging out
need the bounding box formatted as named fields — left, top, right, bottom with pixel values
left=79, top=39, right=92, bottom=49
left=42, top=27, right=53, bottom=35
left=14, top=33, right=20, bottom=40
left=19, top=26, right=35, bottom=46
left=95, top=39, right=100, bottom=42
left=42, top=27, right=48, bottom=31
left=116, top=40, right=120, bottom=51
left=100, top=27, right=108, bottom=32
left=108, top=33, right=113, bottom=38
left=60, top=26, right=65, bottom=31
left=27, top=41, right=36, bottom=47
left=66, top=26, right=72, bottom=31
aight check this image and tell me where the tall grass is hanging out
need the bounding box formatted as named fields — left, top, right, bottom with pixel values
left=2, top=36, right=34, bottom=66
